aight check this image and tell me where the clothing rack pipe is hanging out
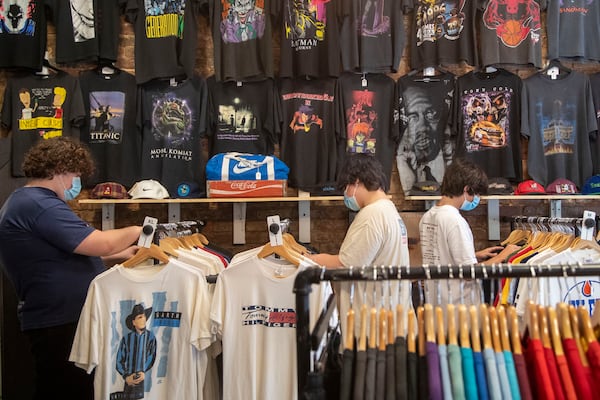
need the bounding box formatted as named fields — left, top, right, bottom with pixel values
left=294, top=263, right=600, bottom=397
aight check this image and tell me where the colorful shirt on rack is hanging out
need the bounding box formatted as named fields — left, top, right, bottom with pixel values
left=512, top=352, right=533, bottom=400
left=461, top=346, right=478, bottom=400
left=0, top=0, right=47, bottom=70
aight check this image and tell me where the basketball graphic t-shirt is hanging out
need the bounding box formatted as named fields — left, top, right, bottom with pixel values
left=478, top=0, right=545, bottom=68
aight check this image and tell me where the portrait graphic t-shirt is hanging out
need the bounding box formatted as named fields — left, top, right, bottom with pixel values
left=139, top=76, right=208, bottom=197
left=1, top=71, right=85, bottom=177
left=397, top=71, right=455, bottom=195
left=79, top=68, right=141, bottom=187
left=452, top=68, right=523, bottom=182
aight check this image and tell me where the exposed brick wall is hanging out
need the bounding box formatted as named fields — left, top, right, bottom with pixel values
left=1, top=11, right=600, bottom=261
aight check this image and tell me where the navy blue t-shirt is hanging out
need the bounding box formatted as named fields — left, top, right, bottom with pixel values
left=0, top=187, right=103, bottom=330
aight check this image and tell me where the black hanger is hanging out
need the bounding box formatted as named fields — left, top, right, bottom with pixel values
left=408, top=65, right=449, bottom=82
left=541, top=58, right=571, bottom=79
left=96, top=58, right=121, bottom=76
left=35, top=58, right=63, bottom=77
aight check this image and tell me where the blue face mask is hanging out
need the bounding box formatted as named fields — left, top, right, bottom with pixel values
left=63, top=176, right=82, bottom=201
left=460, top=193, right=480, bottom=211
left=343, top=185, right=361, bottom=212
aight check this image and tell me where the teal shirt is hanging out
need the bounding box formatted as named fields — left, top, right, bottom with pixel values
left=460, top=346, right=479, bottom=400
left=448, top=344, right=466, bottom=400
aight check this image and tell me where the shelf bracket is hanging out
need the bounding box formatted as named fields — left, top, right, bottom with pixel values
left=550, top=199, right=562, bottom=218
left=298, top=190, right=311, bottom=243
left=101, top=203, right=115, bottom=231
left=168, top=203, right=181, bottom=223
left=233, top=202, right=247, bottom=244
left=487, top=199, right=500, bottom=241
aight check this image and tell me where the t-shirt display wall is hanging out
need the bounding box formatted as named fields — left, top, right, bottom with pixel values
left=1, top=0, right=600, bottom=198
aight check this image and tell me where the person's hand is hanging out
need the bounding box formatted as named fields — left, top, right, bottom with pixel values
left=476, top=246, right=505, bottom=261
left=119, top=245, right=140, bottom=260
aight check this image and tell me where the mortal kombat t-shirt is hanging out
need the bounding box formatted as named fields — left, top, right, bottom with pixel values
left=1, top=71, right=85, bottom=177
left=139, top=76, right=208, bottom=197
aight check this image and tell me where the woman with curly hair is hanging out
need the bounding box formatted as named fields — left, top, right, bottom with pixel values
left=0, top=137, right=142, bottom=400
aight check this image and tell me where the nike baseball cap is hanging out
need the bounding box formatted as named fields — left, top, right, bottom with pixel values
left=514, top=179, right=546, bottom=195
left=545, top=178, right=578, bottom=194
left=128, top=180, right=170, bottom=199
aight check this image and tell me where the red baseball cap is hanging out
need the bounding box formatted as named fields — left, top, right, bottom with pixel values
left=514, top=180, right=546, bottom=195
left=545, top=178, right=578, bottom=194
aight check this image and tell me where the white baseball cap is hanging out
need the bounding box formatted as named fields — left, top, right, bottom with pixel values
left=128, top=180, right=170, bottom=199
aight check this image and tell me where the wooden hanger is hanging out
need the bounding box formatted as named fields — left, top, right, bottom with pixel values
left=578, top=306, right=597, bottom=345
left=528, top=301, right=540, bottom=341
left=283, top=233, right=308, bottom=255
left=379, top=306, right=387, bottom=352
left=537, top=305, right=552, bottom=349
left=358, top=304, right=368, bottom=352
left=488, top=306, right=502, bottom=353
left=396, top=304, right=404, bottom=339
left=470, top=305, right=482, bottom=353
left=387, top=307, right=395, bottom=346
left=190, top=232, right=208, bottom=247
left=447, top=304, right=457, bottom=346
left=458, top=305, right=470, bottom=348
left=369, top=305, right=378, bottom=350
left=257, top=242, right=301, bottom=266
left=436, top=306, right=446, bottom=346
left=557, top=303, right=574, bottom=340
left=507, top=306, right=522, bottom=355
left=496, top=306, right=512, bottom=353
left=547, top=306, right=565, bottom=357
left=568, top=305, right=589, bottom=367
left=407, top=307, right=416, bottom=353
left=418, top=306, right=426, bottom=357
left=480, top=304, right=493, bottom=350
left=424, top=304, right=435, bottom=344
left=591, top=300, right=600, bottom=331
left=569, top=237, right=600, bottom=254
left=122, top=244, right=169, bottom=268
left=158, top=237, right=181, bottom=257
left=501, top=228, right=531, bottom=246
left=345, top=305, right=355, bottom=351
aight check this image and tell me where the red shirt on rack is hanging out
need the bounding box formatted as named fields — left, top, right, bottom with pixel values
left=562, top=338, right=592, bottom=399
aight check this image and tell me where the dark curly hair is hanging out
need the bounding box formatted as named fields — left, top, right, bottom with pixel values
left=22, top=137, right=95, bottom=179
left=440, top=158, right=488, bottom=197
left=336, top=153, right=387, bottom=192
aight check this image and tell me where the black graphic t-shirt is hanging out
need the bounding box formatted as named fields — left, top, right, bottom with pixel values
left=279, top=77, right=342, bottom=193
left=278, top=0, right=344, bottom=78
left=1, top=71, right=85, bottom=177
left=337, top=72, right=399, bottom=188
left=521, top=70, right=597, bottom=188
left=397, top=71, right=455, bottom=195
left=340, top=0, right=409, bottom=73
left=0, top=0, right=47, bottom=70
left=139, top=76, right=208, bottom=197
left=478, top=0, right=545, bottom=68
left=206, top=77, right=280, bottom=157
left=407, top=0, right=478, bottom=69
left=452, top=68, right=523, bottom=181
left=79, top=68, right=141, bottom=187
left=201, top=0, right=276, bottom=82
left=124, top=0, right=200, bottom=84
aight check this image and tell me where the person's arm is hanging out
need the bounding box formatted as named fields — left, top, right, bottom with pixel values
left=101, top=245, right=140, bottom=267
left=74, top=226, right=142, bottom=257
left=480, top=244, right=520, bottom=265
left=304, top=253, right=344, bottom=268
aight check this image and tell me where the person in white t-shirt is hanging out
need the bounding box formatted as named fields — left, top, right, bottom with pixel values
left=305, top=153, right=412, bottom=340
left=419, top=158, right=519, bottom=305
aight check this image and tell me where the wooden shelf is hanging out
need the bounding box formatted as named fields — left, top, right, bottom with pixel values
left=79, top=194, right=344, bottom=244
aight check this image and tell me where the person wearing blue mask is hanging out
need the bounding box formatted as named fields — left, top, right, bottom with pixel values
left=0, top=137, right=142, bottom=400
left=419, top=158, right=519, bottom=305
left=305, top=154, right=412, bottom=343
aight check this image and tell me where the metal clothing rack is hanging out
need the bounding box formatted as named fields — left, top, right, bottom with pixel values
left=294, top=263, right=600, bottom=397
